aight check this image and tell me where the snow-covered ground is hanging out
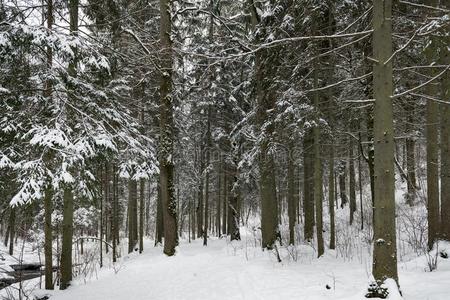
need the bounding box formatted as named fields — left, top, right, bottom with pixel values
left=4, top=237, right=443, bottom=300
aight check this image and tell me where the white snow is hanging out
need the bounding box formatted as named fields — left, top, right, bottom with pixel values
left=7, top=238, right=447, bottom=300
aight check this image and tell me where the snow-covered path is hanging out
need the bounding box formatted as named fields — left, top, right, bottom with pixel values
left=42, top=239, right=450, bottom=300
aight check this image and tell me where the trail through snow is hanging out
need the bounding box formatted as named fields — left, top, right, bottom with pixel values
left=37, top=238, right=450, bottom=300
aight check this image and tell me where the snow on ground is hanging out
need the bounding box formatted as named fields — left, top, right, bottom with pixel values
left=15, top=237, right=446, bottom=300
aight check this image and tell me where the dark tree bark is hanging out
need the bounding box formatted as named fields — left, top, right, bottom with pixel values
left=338, top=160, right=347, bottom=208
left=60, top=0, right=77, bottom=289
left=44, top=187, right=53, bottom=289
left=159, top=0, right=178, bottom=256
left=60, top=188, right=74, bottom=290
left=139, top=179, right=145, bottom=253
left=8, top=207, right=15, bottom=255
left=287, top=142, right=296, bottom=245
left=155, top=183, right=163, bottom=245
left=349, top=133, right=357, bottom=225
left=303, top=130, right=315, bottom=241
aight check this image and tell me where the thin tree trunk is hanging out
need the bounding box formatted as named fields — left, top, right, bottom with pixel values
left=197, top=142, right=204, bottom=238
left=216, top=160, right=221, bottom=237
left=155, top=183, right=163, bottom=245
left=406, top=110, right=417, bottom=205
left=139, top=179, right=145, bottom=253
left=303, top=130, right=315, bottom=241
left=203, top=106, right=212, bottom=246
left=112, top=166, right=117, bottom=262
left=222, top=171, right=228, bottom=235
left=44, top=187, right=53, bottom=289
left=329, top=139, right=336, bottom=249
left=339, top=160, right=347, bottom=208
left=358, top=130, right=364, bottom=231
left=287, top=142, right=296, bottom=245
left=349, top=133, right=357, bottom=224
left=8, top=208, right=15, bottom=256
left=128, top=180, right=137, bottom=253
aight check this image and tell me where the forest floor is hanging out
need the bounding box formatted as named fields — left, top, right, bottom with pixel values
left=4, top=235, right=445, bottom=300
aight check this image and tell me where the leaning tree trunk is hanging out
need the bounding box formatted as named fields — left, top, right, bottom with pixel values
left=371, top=0, right=398, bottom=286
left=159, top=0, right=178, bottom=256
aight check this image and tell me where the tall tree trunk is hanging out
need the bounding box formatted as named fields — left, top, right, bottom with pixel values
left=128, top=180, right=138, bottom=253
left=43, top=0, right=54, bottom=289
left=406, top=110, right=417, bottom=205
left=229, top=153, right=241, bottom=241
left=424, top=0, right=443, bottom=249
left=313, top=62, right=324, bottom=257
left=197, top=142, right=204, bottom=238
left=155, top=183, right=163, bottom=245
left=222, top=171, right=228, bottom=235
left=303, top=130, right=315, bottom=241
left=159, top=0, right=177, bottom=256
left=349, top=133, right=357, bottom=224
left=139, top=179, right=145, bottom=253
left=8, top=207, right=15, bottom=255
left=328, top=138, right=336, bottom=249
left=60, top=0, right=77, bottom=289
left=358, top=130, right=365, bottom=231
left=100, top=168, right=103, bottom=267
left=287, top=142, right=296, bottom=245
left=112, top=166, right=117, bottom=262
left=216, top=160, right=222, bottom=237
left=339, top=160, right=347, bottom=208
left=60, top=188, right=74, bottom=290
left=44, top=187, right=53, bottom=289
left=203, top=106, right=212, bottom=246
left=366, top=106, right=375, bottom=205
left=372, top=0, right=398, bottom=285
left=440, top=32, right=450, bottom=240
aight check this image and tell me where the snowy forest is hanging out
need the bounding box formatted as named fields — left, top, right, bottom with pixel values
left=0, top=0, right=449, bottom=299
